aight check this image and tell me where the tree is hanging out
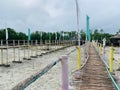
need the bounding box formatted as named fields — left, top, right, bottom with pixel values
left=100, top=29, right=104, bottom=34
left=116, top=29, right=120, bottom=34
left=94, top=29, right=99, bottom=34
left=17, top=32, right=27, bottom=40
left=7, top=28, right=17, bottom=40
left=80, top=30, right=86, bottom=40
left=0, top=29, right=5, bottom=40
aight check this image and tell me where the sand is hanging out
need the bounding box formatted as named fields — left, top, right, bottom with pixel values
left=103, top=46, right=120, bottom=78
left=0, top=45, right=85, bottom=90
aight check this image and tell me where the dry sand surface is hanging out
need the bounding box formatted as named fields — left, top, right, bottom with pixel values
left=104, top=46, right=120, bottom=78
left=0, top=45, right=63, bottom=64
left=0, top=46, right=84, bottom=90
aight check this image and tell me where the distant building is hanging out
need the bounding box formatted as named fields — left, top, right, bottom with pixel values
left=110, top=34, right=120, bottom=46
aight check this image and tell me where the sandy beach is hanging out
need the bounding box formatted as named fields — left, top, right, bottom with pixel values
left=0, top=45, right=85, bottom=90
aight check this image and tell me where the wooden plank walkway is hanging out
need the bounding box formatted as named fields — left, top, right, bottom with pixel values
left=72, top=44, right=115, bottom=90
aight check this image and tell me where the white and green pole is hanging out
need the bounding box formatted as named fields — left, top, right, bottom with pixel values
left=86, top=15, right=91, bottom=42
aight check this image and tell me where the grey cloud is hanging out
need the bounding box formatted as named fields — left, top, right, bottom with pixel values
left=0, top=0, right=120, bottom=34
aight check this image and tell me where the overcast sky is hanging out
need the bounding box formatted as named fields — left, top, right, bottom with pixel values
left=0, top=0, right=120, bottom=34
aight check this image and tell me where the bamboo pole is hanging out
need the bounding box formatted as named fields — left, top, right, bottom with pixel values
left=109, top=46, right=114, bottom=72
left=35, top=40, right=38, bottom=56
left=31, top=40, right=33, bottom=57
left=23, top=40, right=26, bottom=59
left=100, top=43, right=102, bottom=55
left=18, top=40, right=21, bottom=62
left=77, top=46, right=81, bottom=69
left=0, top=40, right=3, bottom=66
left=5, top=40, right=10, bottom=67
left=13, top=40, right=15, bottom=61
left=27, top=40, right=31, bottom=60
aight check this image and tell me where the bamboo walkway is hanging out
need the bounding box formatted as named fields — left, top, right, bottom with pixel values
left=72, top=44, right=115, bottom=90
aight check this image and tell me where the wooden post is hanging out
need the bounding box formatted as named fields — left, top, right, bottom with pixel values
left=18, top=40, right=20, bottom=62
left=0, top=49, right=3, bottom=66
left=35, top=40, right=38, bottom=56
left=103, top=38, right=106, bottom=55
left=31, top=40, right=33, bottom=56
left=61, top=55, right=68, bottom=90
left=103, top=45, right=105, bottom=57
left=0, top=40, right=2, bottom=46
left=0, top=40, right=3, bottom=66
left=27, top=40, right=31, bottom=60
left=100, top=44, right=102, bottom=55
left=109, top=46, right=114, bottom=72
left=13, top=40, right=22, bottom=63
left=13, top=40, right=15, bottom=61
left=5, top=40, right=10, bottom=67
left=6, top=40, right=8, bottom=65
left=23, top=40, right=26, bottom=59
left=97, top=43, right=99, bottom=54
left=77, top=46, right=81, bottom=69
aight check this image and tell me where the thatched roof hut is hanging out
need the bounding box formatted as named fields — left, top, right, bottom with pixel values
left=110, top=34, right=120, bottom=46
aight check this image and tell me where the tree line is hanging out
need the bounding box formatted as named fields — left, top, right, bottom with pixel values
left=0, top=28, right=116, bottom=44
left=0, top=28, right=77, bottom=41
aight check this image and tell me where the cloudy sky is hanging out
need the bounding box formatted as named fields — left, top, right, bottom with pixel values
left=0, top=0, right=120, bottom=34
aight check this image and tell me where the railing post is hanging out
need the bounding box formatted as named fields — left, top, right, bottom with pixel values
left=6, top=40, right=8, bottom=65
left=13, top=40, right=15, bottom=61
left=18, top=40, right=20, bottom=62
left=77, top=46, right=81, bottom=69
left=61, top=55, right=68, bottom=90
left=109, top=46, right=114, bottom=72
left=97, top=43, right=99, bottom=53
left=31, top=40, right=33, bottom=56
left=1, top=40, right=3, bottom=65
left=23, top=40, right=26, bottom=59
left=27, top=40, right=31, bottom=60
left=103, top=45, right=105, bottom=56
left=35, top=40, right=38, bottom=56
left=100, top=43, right=102, bottom=55
left=5, top=40, right=10, bottom=67
left=95, top=42, right=98, bottom=52
left=95, top=42, right=99, bottom=52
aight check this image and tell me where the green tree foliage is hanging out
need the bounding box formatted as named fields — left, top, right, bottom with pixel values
left=116, top=29, right=120, bottom=34
left=17, top=32, right=27, bottom=40
left=31, top=31, right=40, bottom=40
left=7, top=28, right=17, bottom=40
left=80, top=30, right=86, bottom=40
left=0, top=28, right=28, bottom=40
left=0, top=27, right=114, bottom=45
left=92, top=29, right=113, bottom=44
left=0, top=29, right=5, bottom=40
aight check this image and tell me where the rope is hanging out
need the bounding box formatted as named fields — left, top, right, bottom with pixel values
left=12, top=59, right=61, bottom=90
left=66, top=48, right=76, bottom=55
left=93, top=44, right=109, bottom=68
left=93, top=44, right=120, bottom=90
left=106, top=67, right=120, bottom=90
left=114, top=59, right=120, bottom=65
left=71, top=44, right=90, bottom=73
left=100, top=55, right=109, bottom=68
left=12, top=48, right=77, bottom=90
